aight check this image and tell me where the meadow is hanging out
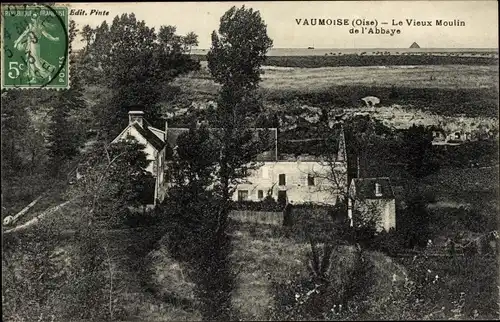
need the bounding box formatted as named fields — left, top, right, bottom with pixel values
left=170, top=63, right=498, bottom=118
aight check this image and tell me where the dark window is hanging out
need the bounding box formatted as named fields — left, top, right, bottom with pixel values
left=307, top=174, right=315, bottom=186
left=238, top=190, right=249, bottom=202
left=279, top=174, right=286, bottom=186
left=258, top=190, right=264, bottom=199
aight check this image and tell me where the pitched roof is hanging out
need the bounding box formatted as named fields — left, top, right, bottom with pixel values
left=131, top=123, right=166, bottom=151
left=279, top=126, right=344, bottom=160
left=351, top=177, right=395, bottom=199
left=166, top=128, right=190, bottom=149
left=166, top=127, right=278, bottom=161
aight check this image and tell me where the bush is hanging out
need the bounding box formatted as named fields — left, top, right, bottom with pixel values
left=231, top=199, right=282, bottom=212
left=370, top=229, right=405, bottom=255
left=2, top=231, right=65, bottom=322
left=269, top=245, right=375, bottom=320
left=122, top=207, right=163, bottom=228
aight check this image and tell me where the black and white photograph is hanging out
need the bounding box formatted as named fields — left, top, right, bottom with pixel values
left=1, top=1, right=499, bottom=321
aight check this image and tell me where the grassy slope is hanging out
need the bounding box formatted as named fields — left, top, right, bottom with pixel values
left=229, top=221, right=408, bottom=320
left=84, top=219, right=407, bottom=321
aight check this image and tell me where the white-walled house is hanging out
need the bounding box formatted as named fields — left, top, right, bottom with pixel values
left=112, top=111, right=168, bottom=205
left=233, top=128, right=348, bottom=206
left=348, top=177, right=396, bottom=232
left=234, top=160, right=347, bottom=205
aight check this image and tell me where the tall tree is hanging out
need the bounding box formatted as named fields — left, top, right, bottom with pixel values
left=163, top=125, right=219, bottom=260
left=158, top=25, right=182, bottom=53
left=80, top=24, right=94, bottom=53
left=64, top=138, right=153, bottom=320
left=72, top=138, right=153, bottom=224
left=197, top=5, right=272, bottom=320
left=208, top=4, right=273, bottom=218
left=1, top=91, right=30, bottom=178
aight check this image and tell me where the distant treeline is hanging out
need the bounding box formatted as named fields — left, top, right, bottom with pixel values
left=191, top=54, right=498, bottom=67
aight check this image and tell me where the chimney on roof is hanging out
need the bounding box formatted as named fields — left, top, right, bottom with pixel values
left=129, top=110, right=144, bottom=127
left=375, top=182, right=382, bottom=197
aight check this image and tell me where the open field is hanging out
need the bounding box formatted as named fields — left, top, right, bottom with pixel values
left=263, top=55, right=498, bottom=68
left=182, top=63, right=498, bottom=90
left=171, top=64, right=498, bottom=118
left=259, top=65, right=498, bottom=90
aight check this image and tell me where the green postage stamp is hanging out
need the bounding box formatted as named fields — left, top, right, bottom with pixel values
left=1, top=4, right=69, bottom=89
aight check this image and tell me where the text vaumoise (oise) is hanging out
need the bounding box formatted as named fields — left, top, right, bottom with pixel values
left=295, top=18, right=466, bottom=36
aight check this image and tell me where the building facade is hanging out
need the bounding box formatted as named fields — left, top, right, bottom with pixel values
left=232, top=129, right=348, bottom=206
left=348, top=177, right=396, bottom=232
left=112, top=111, right=168, bottom=205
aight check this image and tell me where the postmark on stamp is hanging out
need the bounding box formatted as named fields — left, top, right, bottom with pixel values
left=1, top=4, right=69, bottom=89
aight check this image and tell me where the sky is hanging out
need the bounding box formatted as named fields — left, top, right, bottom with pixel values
left=65, top=1, right=498, bottom=50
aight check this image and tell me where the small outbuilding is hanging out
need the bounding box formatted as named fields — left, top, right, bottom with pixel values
left=348, top=177, right=396, bottom=232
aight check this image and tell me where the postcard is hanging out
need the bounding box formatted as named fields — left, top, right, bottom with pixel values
left=2, top=1, right=498, bottom=321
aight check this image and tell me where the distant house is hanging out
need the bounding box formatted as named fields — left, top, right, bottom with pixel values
left=348, top=177, right=396, bottom=232
left=432, top=128, right=476, bottom=146
left=112, top=111, right=168, bottom=206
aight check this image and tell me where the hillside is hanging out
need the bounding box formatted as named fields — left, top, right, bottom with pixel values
left=139, top=219, right=412, bottom=321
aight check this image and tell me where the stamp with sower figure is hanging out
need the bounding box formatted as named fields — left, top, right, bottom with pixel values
left=2, top=4, right=69, bottom=89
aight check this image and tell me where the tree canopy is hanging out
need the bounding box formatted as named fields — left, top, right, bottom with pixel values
left=79, top=14, right=200, bottom=139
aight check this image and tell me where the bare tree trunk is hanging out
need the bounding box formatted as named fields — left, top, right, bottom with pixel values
left=4, top=194, right=44, bottom=225
left=4, top=200, right=72, bottom=234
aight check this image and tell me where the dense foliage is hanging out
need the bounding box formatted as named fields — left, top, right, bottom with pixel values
left=79, top=14, right=200, bottom=138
